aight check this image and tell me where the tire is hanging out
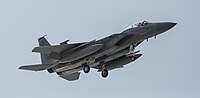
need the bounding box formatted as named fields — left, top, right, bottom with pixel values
left=83, top=65, right=90, bottom=73
left=47, top=68, right=54, bottom=73
left=56, top=72, right=63, bottom=75
left=131, top=56, right=136, bottom=61
left=101, top=69, right=108, bottom=78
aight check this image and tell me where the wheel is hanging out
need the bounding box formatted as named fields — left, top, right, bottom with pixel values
left=131, top=56, right=136, bottom=61
left=56, top=72, right=63, bottom=75
left=47, top=68, right=54, bottom=73
left=83, top=65, right=90, bottom=73
left=101, top=69, right=108, bottom=78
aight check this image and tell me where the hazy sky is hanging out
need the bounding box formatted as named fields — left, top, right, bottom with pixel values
left=0, top=0, right=199, bottom=98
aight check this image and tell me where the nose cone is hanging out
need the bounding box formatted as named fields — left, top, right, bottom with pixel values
left=162, top=22, right=177, bottom=29
left=156, top=22, right=177, bottom=33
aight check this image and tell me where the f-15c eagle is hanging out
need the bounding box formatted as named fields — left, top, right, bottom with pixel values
left=19, top=21, right=176, bottom=81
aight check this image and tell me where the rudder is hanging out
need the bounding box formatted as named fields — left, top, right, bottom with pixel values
left=38, top=35, right=55, bottom=64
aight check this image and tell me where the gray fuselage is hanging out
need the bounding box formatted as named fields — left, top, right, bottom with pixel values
left=51, top=22, right=176, bottom=73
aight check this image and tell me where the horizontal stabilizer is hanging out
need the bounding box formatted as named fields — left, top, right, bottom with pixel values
left=19, top=64, right=52, bottom=71
left=32, top=43, right=84, bottom=53
left=59, top=72, right=80, bottom=81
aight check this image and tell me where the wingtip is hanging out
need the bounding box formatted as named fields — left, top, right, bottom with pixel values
left=32, top=47, right=36, bottom=52
left=38, top=35, right=47, bottom=41
left=18, top=66, right=22, bottom=69
left=31, top=47, right=40, bottom=53
left=18, top=66, right=26, bottom=70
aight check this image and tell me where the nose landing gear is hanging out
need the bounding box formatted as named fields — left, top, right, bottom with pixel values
left=126, top=44, right=140, bottom=61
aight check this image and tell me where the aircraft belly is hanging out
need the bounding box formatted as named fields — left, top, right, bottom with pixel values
left=104, top=49, right=129, bottom=62
left=55, top=44, right=128, bottom=72
left=55, top=43, right=130, bottom=72
left=55, top=49, right=128, bottom=72
left=61, top=67, right=82, bottom=74
left=60, top=44, right=103, bottom=63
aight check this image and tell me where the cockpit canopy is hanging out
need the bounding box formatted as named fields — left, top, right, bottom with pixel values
left=135, top=21, right=150, bottom=27
left=121, top=21, right=151, bottom=33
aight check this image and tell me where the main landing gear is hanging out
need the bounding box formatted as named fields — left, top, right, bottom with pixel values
left=83, top=64, right=90, bottom=73
left=83, top=57, right=96, bottom=73
left=47, top=68, right=54, bottom=73
left=83, top=64, right=109, bottom=78
left=101, top=69, right=108, bottom=78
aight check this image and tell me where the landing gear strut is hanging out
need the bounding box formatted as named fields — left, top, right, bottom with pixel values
left=83, top=65, right=90, bottom=73
left=47, top=68, right=54, bottom=73
left=101, top=69, right=108, bottom=78
left=127, top=44, right=140, bottom=61
left=131, top=56, right=136, bottom=61
left=127, top=44, right=136, bottom=60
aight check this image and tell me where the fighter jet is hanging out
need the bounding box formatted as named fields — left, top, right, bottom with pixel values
left=19, top=21, right=176, bottom=81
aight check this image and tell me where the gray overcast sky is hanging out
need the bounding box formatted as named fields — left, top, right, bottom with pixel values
left=0, top=0, right=199, bottom=98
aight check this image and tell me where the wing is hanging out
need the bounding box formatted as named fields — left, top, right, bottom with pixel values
left=105, top=34, right=127, bottom=46
left=59, top=72, right=81, bottom=81
left=97, top=33, right=128, bottom=48
left=19, top=64, right=52, bottom=71
left=32, top=43, right=84, bottom=54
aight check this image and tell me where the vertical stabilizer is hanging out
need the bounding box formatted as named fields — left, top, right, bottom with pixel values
left=38, top=35, right=55, bottom=64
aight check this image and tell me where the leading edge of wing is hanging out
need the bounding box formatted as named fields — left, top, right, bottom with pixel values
left=32, top=43, right=84, bottom=54
left=19, top=64, right=52, bottom=71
